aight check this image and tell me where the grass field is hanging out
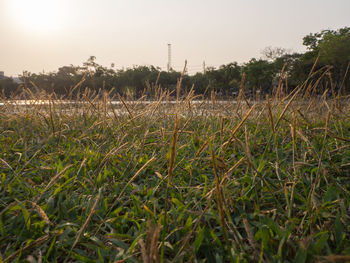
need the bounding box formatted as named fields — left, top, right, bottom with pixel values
left=1, top=84, right=350, bottom=262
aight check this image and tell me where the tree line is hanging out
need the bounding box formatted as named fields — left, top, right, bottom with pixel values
left=1, top=27, right=349, bottom=99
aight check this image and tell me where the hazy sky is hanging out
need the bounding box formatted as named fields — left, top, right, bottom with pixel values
left=1, top=0, right=350, bottom=76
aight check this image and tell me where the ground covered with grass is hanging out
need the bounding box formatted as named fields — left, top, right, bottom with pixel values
left=1, top=95, right=350, bottom=262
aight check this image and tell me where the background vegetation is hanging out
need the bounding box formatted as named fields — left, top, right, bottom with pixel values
left=1, top=27, right=350, bottom=99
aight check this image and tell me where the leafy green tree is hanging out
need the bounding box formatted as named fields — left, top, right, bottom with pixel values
left=206, top=63, right=242, bottom=95
left=190, top=72, right=209, bottom=94
left=291, top=27, right=350, bottom=93
left=272, top=53, right=302, bottom=91
left=318, top=28, right=350, bottom=87
left=0, top=77, right=19, bottom=98
left=243, top=59, right=274, bottom=94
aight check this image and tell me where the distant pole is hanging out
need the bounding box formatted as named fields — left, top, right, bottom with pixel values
left=167, top=43, right=172, bottom=72
left=203, top=61, right=206, bottom=74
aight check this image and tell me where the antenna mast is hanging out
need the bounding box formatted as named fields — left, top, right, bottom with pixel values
left=167, top=43, right=172, bottom=72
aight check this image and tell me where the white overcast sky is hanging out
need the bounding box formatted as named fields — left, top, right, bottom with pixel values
left=0, top=0, right=350, bottom=76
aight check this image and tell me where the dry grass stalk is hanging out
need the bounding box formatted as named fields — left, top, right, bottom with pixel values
left=308, top=55, right=320, bottom=79
left=48, top=98, right=56, bottom=134
left=138, top=238, right=148, bottom=263
left=275, top=63, right=287, bottom=101
left=138, top=224, right=161, bottom=263
left=0, top=157, right=15, bottom=172
left=76, top=158, right=87, bottom=175
left=72, top=188, right=102, bottom=249
left=168, top=115, right=179, bottom=185
left=211, top=89, right=216, bottom=110
left=119, top=95, right=133, bottom=119
left=68, top=75, right=86, bottom=98
left=291, top=111, right=297, bottom=168
left=117, top=157, right=156, bottom=200
left=148, top=91, right=167, bottom=118
left=220, top=116, right=225, bottom=139
left=310, top=67, right=332, bottom=97
left=29, top=201, right=52, bottom=225
left=176, top=60, right=187, bottom=101
left=4, top=234, right=49, bottom=263
left=194, top=140, right=209, bottom=158
left=327, top=130, right=350, bottom=142
left=318, top=255, right=350, bottom=262
left=242, top=218, right=258, bottom=249
left=221, top=157, right=245, bottom=186
left=110, top=99, right=120, bottom=123
left=210, top=142, right=228, bottom=241
left=266, top=95, right=275, bottom=133
left=289, top=111, right=298, bottom=218
left=35, top=164, right=73, bottom=202
left=242, top=218, right=260, bottom=261
left=223, top=104, right=256, bottom=148
left=236, top=73, right=251, bottom=110
left=155, top=71, right=161, bottom=89
left=201, top=157, right=245, bottom=201
left=99, top=142, right=128, bottom=168
left=274, top=85, right=303, bottom=131
left=184, top=85, right=195, bottom=110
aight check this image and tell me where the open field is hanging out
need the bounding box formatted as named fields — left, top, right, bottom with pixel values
left=1, top=89, right=350, bottom=262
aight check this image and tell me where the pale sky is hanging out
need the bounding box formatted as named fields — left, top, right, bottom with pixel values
left=0, top=0, right=349, bottom=76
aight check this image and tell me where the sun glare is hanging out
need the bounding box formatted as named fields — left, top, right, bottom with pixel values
left=9, top=0, right=64, bottom=33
